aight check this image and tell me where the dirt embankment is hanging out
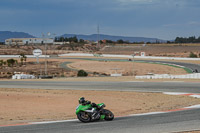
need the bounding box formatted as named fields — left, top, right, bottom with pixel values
left=0, top=88, right=200, bottom=125
left=1, top=43, right=200, bottom=57
left=99, top=45, right=200, bottom=57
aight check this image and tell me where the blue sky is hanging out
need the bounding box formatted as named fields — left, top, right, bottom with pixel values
left=0, top=0, right=200, bottom=40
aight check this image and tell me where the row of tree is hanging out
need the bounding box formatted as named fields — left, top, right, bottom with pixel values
left=108, top=36, right=200, bottom=44
left=54, top=36, right=200, bottom=44
left=0, top=54, right=27, bottom=68
left=54, top=36, right=151, bottom=44
left=55, top=36, right=79, bottom=43
left=0, top=59, right=18, bottom=67
left=175, top=36, right=200, bottom=43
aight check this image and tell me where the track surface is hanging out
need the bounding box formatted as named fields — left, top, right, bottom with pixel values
left=58, top=57, right=200, bottom=72
left=1, top=81, right=200, bottom=133
left=138, top=60, right=200, bottom=72
left=1, top=109, right=200, bottom=133
left=1, top=81, right=200, bottom=93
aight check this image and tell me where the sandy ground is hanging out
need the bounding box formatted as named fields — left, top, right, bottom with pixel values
left=1, top=88, right=200, bottom=125
left=100, top=45, right=200, bottom=57
left=68, top=60, right=187, bottom=76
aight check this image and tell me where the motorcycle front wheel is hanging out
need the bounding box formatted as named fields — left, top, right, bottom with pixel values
left=104, top=109, right=114, bottom=121
left=77, top=111, right=91, bottom=123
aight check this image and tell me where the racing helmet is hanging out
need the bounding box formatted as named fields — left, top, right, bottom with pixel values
left=79, top=97, right=85, bottom=104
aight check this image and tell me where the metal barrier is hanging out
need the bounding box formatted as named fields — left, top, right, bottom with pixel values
left=135, top=73, right=200, bottom=79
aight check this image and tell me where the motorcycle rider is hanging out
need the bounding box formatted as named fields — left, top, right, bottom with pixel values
left=79, top=97, right=100, bottom=110
left=79, top=97, right=101, bottom=119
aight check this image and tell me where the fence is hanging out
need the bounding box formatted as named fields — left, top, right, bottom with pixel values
left=59, top=53, right=200, bottom=61
left=135, top=73, right=200, bottom=79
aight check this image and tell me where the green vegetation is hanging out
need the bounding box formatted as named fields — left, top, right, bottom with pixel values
left=0, top=60, right=5, bottom=67
left=117, top=39, right=124, bottom=44
left=175, top=36, right=200, bottom=43
left=6, top=59, right=18, bottom=67
left=189, top=52, right=198, bottom=58
left=77, top=70, right=88, bottom=77
left=53, top=35, right=200, bottom=45
left=0, top=59, right=18, bottom=67
left=19, top=53, right=27, bottom=65
left=55, top=36, right=79, bottom=43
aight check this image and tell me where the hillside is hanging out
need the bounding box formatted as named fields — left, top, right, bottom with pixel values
left=61, top=34, right=166, bottom=43
left=0, top=31, right=166, bottom=43
left=0, top=31, right=35, bottom=42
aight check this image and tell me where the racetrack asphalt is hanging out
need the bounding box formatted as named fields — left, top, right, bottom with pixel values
left=1, top=108, right=200, bottom=133
left=57, top=57, right=200, bottom=73
left=1, top=81, right=200, bottom=93
left=1, top=81, right=200, bottom=133
left=138, top=60, right=200, bottom=72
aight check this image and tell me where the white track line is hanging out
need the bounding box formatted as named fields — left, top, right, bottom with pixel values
left=125, top=81, right=145, bottom=82
left=129, top=112, right=166, bottom=116
left=163, top=81, right=184, bottom=83
left=30, top=119, right=78, bottom=124
left=185, top=104, right=200, bottom=109
left=163, top=92, right=189, bottom=95
left=190, top=95, right=200, bottom=98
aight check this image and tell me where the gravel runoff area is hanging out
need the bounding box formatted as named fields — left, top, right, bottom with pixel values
left=1, top=88, right=200, bottom=125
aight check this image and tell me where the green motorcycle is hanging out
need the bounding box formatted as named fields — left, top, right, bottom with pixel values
left=76, top=103, right=114, bottom=122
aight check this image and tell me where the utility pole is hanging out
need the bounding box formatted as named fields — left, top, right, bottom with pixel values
left=45, top=41, right=47, bottom=76
left=52, top=33, right=56, bottom=55
left=132, top=54, right=135, bottom=77
left=42, top=33, right=48, bottom=76
left=97, top=24, right=100, bottom=48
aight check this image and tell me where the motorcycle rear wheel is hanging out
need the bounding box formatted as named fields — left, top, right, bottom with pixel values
left=104, top=109, right=114, bottom=121
left=77, top=111, right=91, bottom=123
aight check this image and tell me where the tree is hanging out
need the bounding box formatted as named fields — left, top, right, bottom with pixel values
left=19, top=53, right=27, bottom=65
left=0, top=60, right=3, bottom=67
left=6, top=59, right=16, bottom=67
left=64, top=37, right=69, bottom=42
left=77, top=70, right=88, bottom=77
left=189, top=52, right=198, bottom=58
left=117, top=39, right=124, bottom=44
left=146, top=42, right=151, bottom=44
left=175, top=36, right=200, bottom=43
left=54, top=37, right=58, bottom=42
left=24, top=56, right=27, bottom=65
left=197, top=37, right=200, bottom=42
left=167, top=41, right=171, bottom=44
left=106, top=40, right=114, bottom=43
left=188, top=36, right=196, bottom=43
left=79, top=39, right=85, bottom=43
left=69, top=36, right=78, bottom=43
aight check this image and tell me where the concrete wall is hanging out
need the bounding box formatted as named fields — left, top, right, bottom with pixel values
left=59, top=53, right=200, bottom=61
left=135, top=73, right=200, bottom=79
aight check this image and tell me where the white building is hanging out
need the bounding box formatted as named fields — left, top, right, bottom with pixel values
left=5, top=38, right=54, bottom=45
left=12, top=74, right=36, bottom=79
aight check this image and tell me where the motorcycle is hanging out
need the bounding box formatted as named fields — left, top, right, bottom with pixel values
left=76, top=103, right=114, bottom=122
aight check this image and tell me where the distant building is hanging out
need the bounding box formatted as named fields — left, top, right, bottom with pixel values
left=5, top=38, right=54, bottom=45
left=102, top=40, right=107, bottom=44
